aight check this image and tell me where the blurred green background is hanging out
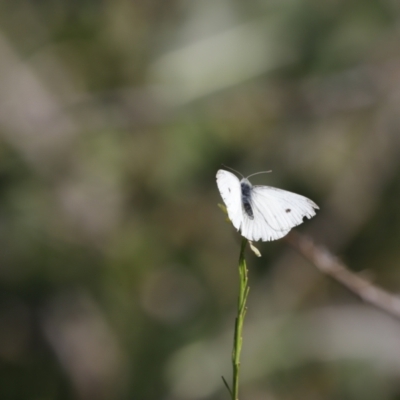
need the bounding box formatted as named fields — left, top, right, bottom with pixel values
left=1, top=1, right=400, bottom=399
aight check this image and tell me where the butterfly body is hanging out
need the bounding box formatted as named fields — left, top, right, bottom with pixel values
left=240, top=179, right=254, bottom=219
left=216, top=169, right=319, bottom=242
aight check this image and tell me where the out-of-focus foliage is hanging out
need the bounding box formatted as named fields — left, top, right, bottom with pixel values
left=1, top=1, right=400, bottom=399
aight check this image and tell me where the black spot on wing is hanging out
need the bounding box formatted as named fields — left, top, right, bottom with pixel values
left=286, top=209, right=291, bottom=213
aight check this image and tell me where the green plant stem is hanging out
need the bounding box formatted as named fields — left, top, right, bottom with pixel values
left=231, top=238, right=249, bottom=400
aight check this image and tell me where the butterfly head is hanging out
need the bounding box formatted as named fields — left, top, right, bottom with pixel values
left=240, top=177, right=252, bottom=188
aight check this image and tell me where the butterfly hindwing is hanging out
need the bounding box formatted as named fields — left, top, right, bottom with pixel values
left=240, top=203, right=291, bottom=242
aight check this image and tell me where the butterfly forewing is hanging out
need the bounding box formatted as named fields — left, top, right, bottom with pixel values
left=251, top=186, right=318, bottom=232
left=216, top=170, right=243, bottom=231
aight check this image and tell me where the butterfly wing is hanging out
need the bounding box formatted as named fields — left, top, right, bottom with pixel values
left=241, top=185, right=319, bottom=242
left=216, top=170, right=243, bottom=231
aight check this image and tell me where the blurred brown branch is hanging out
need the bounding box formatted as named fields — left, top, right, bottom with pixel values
left=285, top=231, right=400, bottom=320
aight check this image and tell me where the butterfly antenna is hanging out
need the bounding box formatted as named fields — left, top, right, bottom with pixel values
left=221, top=164, right=244, bottom=178
left=246, top=170, right=272, bottom=179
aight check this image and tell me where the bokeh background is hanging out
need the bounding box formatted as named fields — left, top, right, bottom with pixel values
left=1, top=1, right=400, bottom=399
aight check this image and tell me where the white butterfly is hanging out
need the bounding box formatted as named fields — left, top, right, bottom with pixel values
left=216, top=169, right=319, bottom=242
